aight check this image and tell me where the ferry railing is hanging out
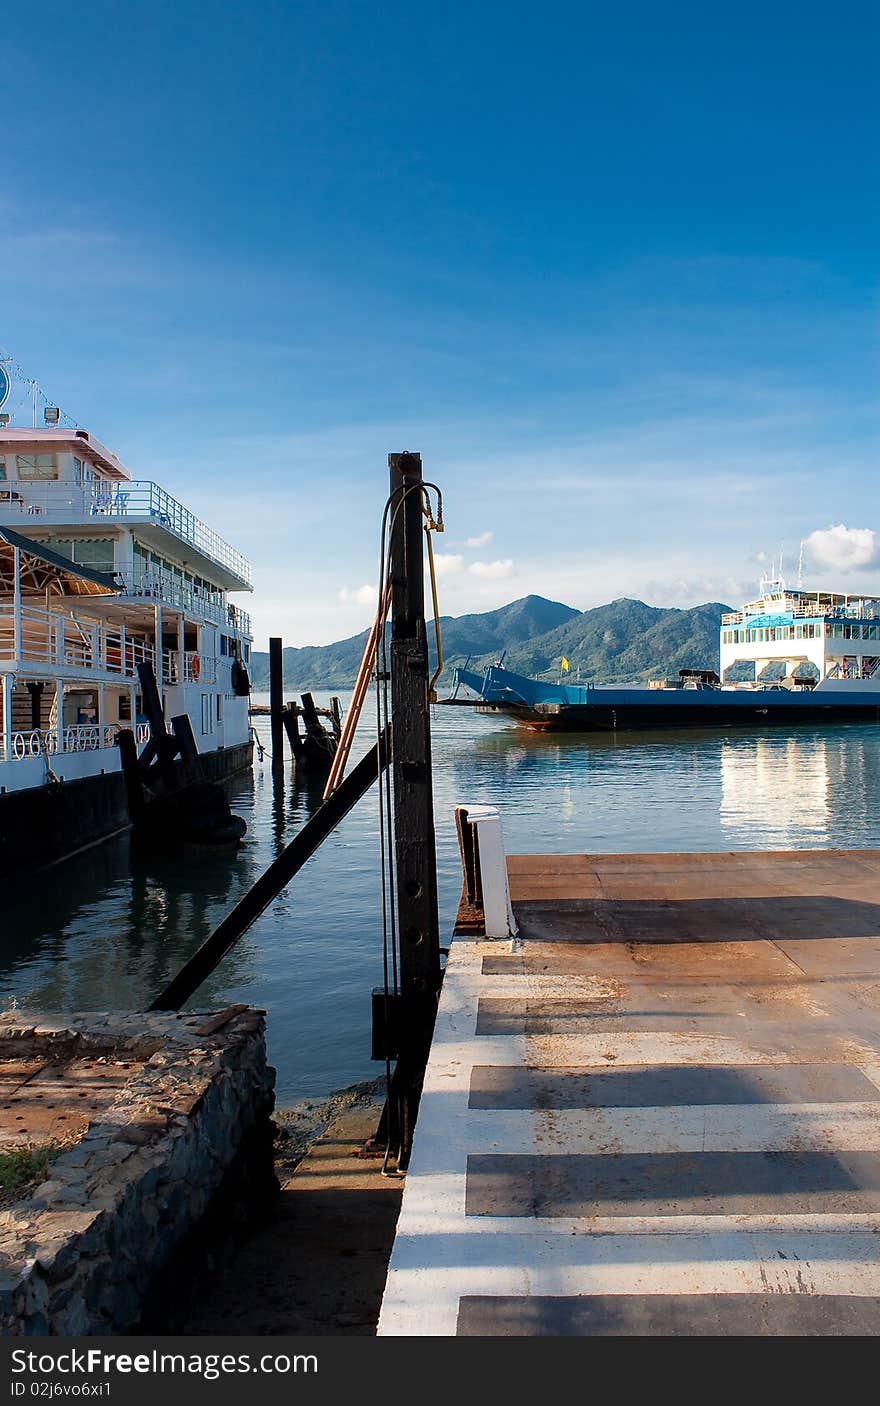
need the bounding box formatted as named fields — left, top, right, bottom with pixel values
left=0, top=603, right=156, bottom=679
left=117, top=571, right=252, bottom=639
left=723, top=603, right=880, bottom=626
left=0, top=721, right=150, bottom=762
left=158, top=650, right=219, bottom=686
left=183, top=652, right=217, bottom=684
left=0, top=481, right=252, bottom=587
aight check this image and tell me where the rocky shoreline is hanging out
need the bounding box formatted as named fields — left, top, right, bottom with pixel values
left=273, top=1074, right=387, bottom=1172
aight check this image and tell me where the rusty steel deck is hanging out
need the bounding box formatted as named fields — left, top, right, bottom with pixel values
left=378, top=849, right=880, bottom=1336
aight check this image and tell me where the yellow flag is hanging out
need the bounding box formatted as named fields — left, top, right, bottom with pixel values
left=561, top=656, right=570, bottom=672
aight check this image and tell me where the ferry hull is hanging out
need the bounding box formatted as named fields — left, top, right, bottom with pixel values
left=518, top=698, right=880, bottom=731
left=0, top=741, right=252, bottom=879
left=456, top=666, right=880, bottom=732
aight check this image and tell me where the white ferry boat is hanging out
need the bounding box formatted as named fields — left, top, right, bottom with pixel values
left=0, top=410, right=253, bottom=874
left=454, top=578, right=880, bottom=730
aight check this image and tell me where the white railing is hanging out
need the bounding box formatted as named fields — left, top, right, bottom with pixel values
left=723, top=601, right=880, bottom=626
left=0, top=721, right=150, bottom=762
left=160, top=650, right=218, bottom=685
left=117, top=570, right=252, bottom=638
left=183, top=652, right=217, bottom=684
left=0, top=480, right=252, bottom=586
left=0, top=603, right=155, bottom=678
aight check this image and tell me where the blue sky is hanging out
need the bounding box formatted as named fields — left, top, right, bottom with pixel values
left=4, top=2, right=878, bottom=646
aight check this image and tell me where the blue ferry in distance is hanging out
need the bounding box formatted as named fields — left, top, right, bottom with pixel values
left=452, top=578, right=880, bottom=732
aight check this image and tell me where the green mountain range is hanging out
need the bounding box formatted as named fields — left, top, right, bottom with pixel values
left=249, top=594, right=730, bottom=691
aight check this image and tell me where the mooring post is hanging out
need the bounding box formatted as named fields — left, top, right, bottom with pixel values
left=387, top=450, right=442, bottom=1160
left=269, top=636, right=284, bottom=773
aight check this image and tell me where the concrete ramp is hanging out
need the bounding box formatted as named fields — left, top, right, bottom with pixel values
left=378, top=850, right=880, bottom=1335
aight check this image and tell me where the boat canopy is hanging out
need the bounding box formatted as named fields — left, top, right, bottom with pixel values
left=0, top=526, right=121, bottom=597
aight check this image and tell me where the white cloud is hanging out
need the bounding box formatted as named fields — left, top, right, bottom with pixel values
left=640, top=575, right=753, bottom=608
left=466, top=530, right=494, bottom=548
left=337, top=583, right=377, bottom=606
left=430, top=553, right=464, bottom=577
left=469, top=558, right=514, bottom=580
left=805, top=524, right=880, bottom=573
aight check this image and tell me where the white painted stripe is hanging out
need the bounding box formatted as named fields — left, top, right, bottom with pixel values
left=387, top=1205, right=880, bottom=1239
left=379, top=1228, right=880, bottom=1336
left=465, top=976, right=623, bottom=999
left=425, top=1032, right=860, bottom=1069
left=461, top=1104, right=880, bottom=1155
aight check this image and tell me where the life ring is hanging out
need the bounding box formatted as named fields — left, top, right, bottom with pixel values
left=190, top=653, right=201, bottom=680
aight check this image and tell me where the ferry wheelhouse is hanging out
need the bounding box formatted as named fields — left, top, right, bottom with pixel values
left=720, top=582, right=880, bottom=684
left=0, top=426, right=253, bottom=871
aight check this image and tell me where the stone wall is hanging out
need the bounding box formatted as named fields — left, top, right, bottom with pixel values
left=0, top=1006, right=275, bottom=1335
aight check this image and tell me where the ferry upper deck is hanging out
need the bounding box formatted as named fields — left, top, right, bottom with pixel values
left=0, top=429, right=252, bottom=594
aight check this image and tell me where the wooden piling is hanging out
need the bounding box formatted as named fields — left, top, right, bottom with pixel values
left=269, top=637, right=284, bottom=771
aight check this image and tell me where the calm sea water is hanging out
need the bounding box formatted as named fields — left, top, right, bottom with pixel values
left=5, top=692, right=880, bottom=1102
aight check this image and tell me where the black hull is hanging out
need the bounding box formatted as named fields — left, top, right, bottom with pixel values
left=520, top=701, right=880, bottom=731
left=0, top=741, right=252, bottom=880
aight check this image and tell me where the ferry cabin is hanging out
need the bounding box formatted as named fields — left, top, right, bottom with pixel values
left=0, top=428, right=253, bottom=795
left=719, top=583, right=880, bottom=686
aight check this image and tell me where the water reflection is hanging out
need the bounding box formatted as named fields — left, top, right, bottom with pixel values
left=720, top=735, right=830, bottom=847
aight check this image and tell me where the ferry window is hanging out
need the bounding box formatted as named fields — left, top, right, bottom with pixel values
left=216, top=694, right=223, bottom=722
left=201, top=694, right=211, bottom=735
left=0, top=461, right=6, bottom=481
left=17, top=453, right=58, bottom=480
left=47, top=537, right=75, bottom=559
left=74, top=539, right=114, bottom=570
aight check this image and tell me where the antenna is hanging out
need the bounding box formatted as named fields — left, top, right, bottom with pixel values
left=0, top=347, right=79, bottom=431
left=797, top=540, right=805, bottom=589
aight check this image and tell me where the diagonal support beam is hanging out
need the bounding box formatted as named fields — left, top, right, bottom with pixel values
left=149, top=725, right=390, bottom=1011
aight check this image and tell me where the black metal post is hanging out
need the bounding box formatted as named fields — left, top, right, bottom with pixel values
left=136, top=661, right=177, bottom=789
left=269, top=636, right=284, bottom=773
left=387, top=450, right=441, bottom=1160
